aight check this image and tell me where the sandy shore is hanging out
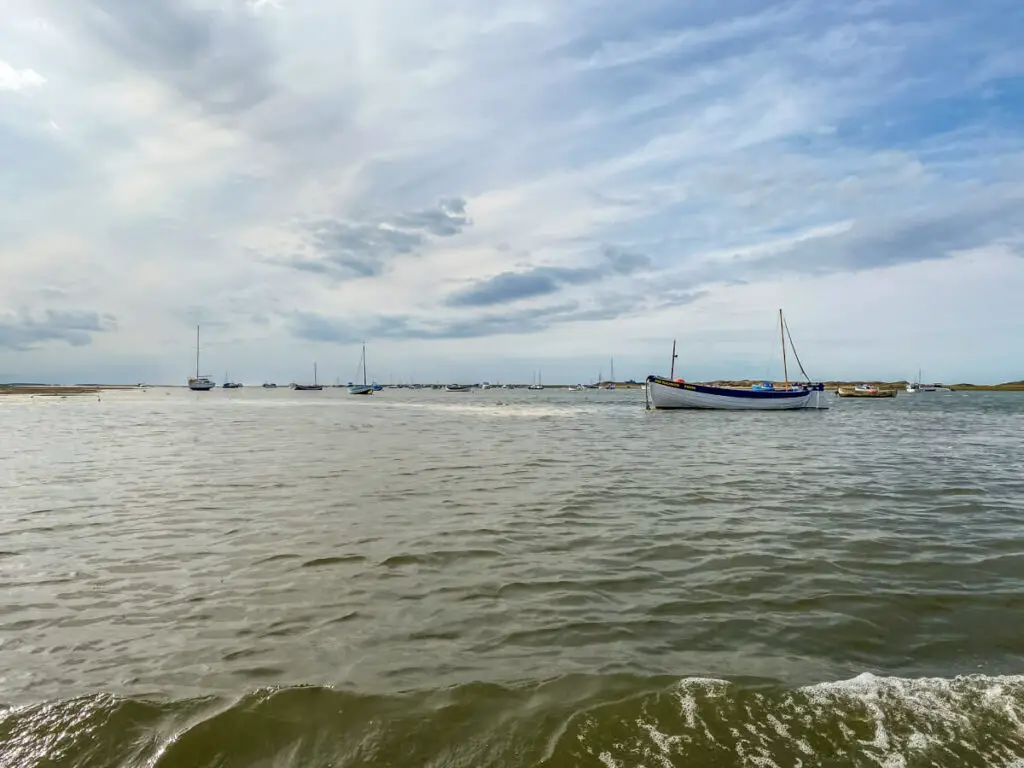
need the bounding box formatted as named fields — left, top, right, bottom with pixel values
left=0, top=385, right=131, bottom=396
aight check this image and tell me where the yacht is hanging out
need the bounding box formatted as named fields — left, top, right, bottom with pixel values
left=187, top=325, right=215, bottom=391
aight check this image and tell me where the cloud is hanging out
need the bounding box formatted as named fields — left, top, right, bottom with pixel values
left=281, top=197, right=471, bottom=279
left=291, top=285, right=706, bottom=344
left=292, top=302, right=588, bottom=343
left=662, top=187, right=1024, bottom=291
left=0, top=60, right=45, bottom=91
left=446, top=245, right=652, bottom=307
left=0, top=309, right=116, bottom=351
left=53, top=0, right=275, bottom=114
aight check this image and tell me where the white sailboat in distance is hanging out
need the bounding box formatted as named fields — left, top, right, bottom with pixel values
left=349, top=343, right=373, bottom=395
left=187, top=325, right=215, bottom=391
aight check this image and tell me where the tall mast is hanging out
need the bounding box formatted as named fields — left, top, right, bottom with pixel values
left=362, top=342, right=367, bottom=386
left=779, top=309, right=789, bottom=388
left=610, top=357, right=615, bottom=383
left=669, top=340, right=678, bottom=379
left=314, top=361, right=318, bottom=387
left=195, top=325, right=200, bottom=378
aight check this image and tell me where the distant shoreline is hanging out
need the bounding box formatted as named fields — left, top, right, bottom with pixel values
left=3, top=380, right=1023, bottom=396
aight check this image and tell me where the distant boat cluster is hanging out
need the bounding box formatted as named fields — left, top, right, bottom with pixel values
left=188, top=330, right=386, bottom=396
left=186, top=327, right=637, bottom=394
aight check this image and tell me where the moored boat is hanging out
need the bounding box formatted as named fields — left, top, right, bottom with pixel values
left=188, top=376, right=216, bottom=391
left=645, top=310, right=831, bottom=411
left=445, top=384, right=471, bottom=392
left=647, top=377, right=830, bottom=409
left=906, top=369, right=949, bottom=392
left=187, top=325, right=215, bottom=391
left=293, top=362, right=323, bottom=391
left=349, top=343, right=373, bottom=395
left=837, top=384, right=898, bottom=398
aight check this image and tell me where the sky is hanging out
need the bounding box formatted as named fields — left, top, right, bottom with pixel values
left=1, top=0, right=1022, bottom=385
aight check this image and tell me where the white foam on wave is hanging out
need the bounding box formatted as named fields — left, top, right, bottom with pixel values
left=602, top=673, right=1024, bottom=767
left=802, top=672, right=1024, bottom=767
left=672, top=677, right=727, bottom=744
left=637, top=719, right=680, bottom=768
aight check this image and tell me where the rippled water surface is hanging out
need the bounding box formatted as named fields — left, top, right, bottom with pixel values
left=2, top=386, right=1024, bottom=766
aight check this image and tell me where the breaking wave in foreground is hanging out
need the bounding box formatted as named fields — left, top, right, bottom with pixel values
left=3, top=672, right=1024, bottom=767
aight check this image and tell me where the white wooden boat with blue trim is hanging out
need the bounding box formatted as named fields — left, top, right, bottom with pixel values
left=645, top=310, right=831, bottom=411
left=646, top=377, right=830, bottom=409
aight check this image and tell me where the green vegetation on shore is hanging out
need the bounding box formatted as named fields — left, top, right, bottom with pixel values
left=946, top=381, right=1024, bottom=391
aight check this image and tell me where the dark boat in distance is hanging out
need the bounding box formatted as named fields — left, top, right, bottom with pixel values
left=293, top=362, right=323, bottom=391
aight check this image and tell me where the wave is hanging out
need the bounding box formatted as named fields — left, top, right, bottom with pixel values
left=3, top=672, right=1023, bottom=766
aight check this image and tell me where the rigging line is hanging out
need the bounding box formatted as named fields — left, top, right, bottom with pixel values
left=783, top=317, right=810, bottom=381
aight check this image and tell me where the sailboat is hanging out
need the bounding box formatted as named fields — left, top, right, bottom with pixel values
left=222, top=371, right=242, bottom=389
left=293, top=362, right=323, bottom=391
left=187, top=325, right=215, bottom=391
left=349, top=343, right=373, bottom=395
left=645, top=309, right=831, bottom=410
left=606, top=358, right=616, bottom=389
left=528, top=370, right=544, bottom=390
left=906, top=368, right=948, bottom=392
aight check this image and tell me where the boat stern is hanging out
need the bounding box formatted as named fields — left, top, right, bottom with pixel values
left=804, top=383, right=832, bottom=409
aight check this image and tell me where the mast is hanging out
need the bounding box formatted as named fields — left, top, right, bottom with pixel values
left=314, top=361, right=318, bottom=387
left=779, top=309, right=789, bottom=388
left=610, top=357, right=615, bottom=383
left=669, top=340, right=678, bottom=380
left=362, top=342, right=367, bottom=386
left=195, top=325, right=200, bottom=378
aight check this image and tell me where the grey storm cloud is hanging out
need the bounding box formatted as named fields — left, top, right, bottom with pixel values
left=446, top=245, right=652, bottom=307
left=0, top=309, right=117, bottom=351
left=284, top=197, right=471, bottom=279
left=55, top=0, right=275, bottom=114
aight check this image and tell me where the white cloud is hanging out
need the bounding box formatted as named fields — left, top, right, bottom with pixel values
left=0, top=59, right=45, bottom=90
left=0, top=0, right=1022, bottom=384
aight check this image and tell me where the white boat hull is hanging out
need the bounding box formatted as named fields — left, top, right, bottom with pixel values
left=188, top=379, right=215, bottom=391
left=646, top=377, right=831, bottom=410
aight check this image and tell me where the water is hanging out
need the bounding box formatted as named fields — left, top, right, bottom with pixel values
left=2, top=386, right=1023, bottom=766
